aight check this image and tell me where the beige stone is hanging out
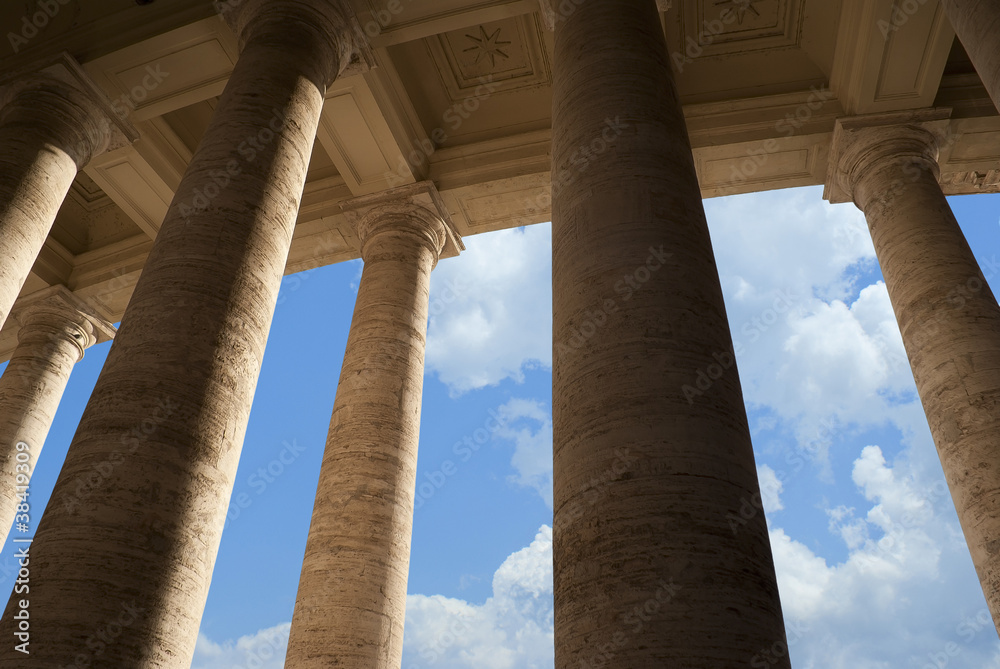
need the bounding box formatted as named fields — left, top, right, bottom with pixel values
left=0, top=286, right=114, bottom=548
left=286, top=182, right=461, bottom=669
left=832, top=114, right=1000, bottom=635
left=941, top=0, right=1000, bottom=113
left=5, top=0, right=1000, bottom=664
left=550, top=2, right=789, bottom=667
left=0, top=54, right=134, bottom=335
left=3, top=1, right=1000, bottom=359
left=0, top=2, right=364, bottom=666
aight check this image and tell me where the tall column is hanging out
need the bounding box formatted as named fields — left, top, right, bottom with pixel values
left=0, top=286, right=115, bottom=546
left=286, top=183, right=461, bottom=669
left=0, top=2, right=367, bottom=666
left=551, top=1, right=788, bottom=667
left=939, top=1, right=1000, bottom=113
left=0, top=54, right=135, bottom=333
left=829, top=113, right=1000, bottom=634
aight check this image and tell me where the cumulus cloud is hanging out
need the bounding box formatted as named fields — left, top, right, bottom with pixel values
left=494, top=398, right=553, bottom=508
left=192, top=623, right=290, bottom=669
left=198, top=188, right=1000, bottom=669
left=704, top=188, right=917, bottom=471
left=757, top=464, right=784, bottom=516
left=425, top=225, right=551, bottom=394
left=771, top=445, right=1000, bottom=668
left=402, top=526, right=554, bottom=669
left=705, top=186, right=876, bottom=303
left=700, top=187, right=1000, bottom=666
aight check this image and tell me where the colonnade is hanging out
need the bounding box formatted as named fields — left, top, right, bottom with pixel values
left=831, top=116, right=1000, bottom=633
left=0, top=0, right=995, bottom=666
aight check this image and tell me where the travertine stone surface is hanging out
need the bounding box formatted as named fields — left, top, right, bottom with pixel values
left=940, top=0, right=1000, bottom=113
left=0, top=3, right=360, bottom=667
left=0, top=287, right=114, bottom=547
left=286, top=187, right=459, bottom=669
left=551, top=1, right=789, bottom=667
left=836, top=120, right=1000, bottom=635
left=0, top=69, right=122, bottom=335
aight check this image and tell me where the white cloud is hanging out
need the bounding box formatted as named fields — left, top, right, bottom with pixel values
left=192, top=623, right=290, bottom=669
left=347, top=257, right=363, bottom=292
left=701, top=187, right=1000, bottom=666
left=705, top=186, right=875, bottom=304
left=403, top=526, right=554, bottom=669
left=495, top=398, right=553, bottom=508
left=757, top=464, right=784, bottom=516
left=186, top=185, right=1000, bottom=669
left=771, top=444, right=1000, bottom=668
left=425, top=225, right=551, bottom=394
left=704, top=188, right=917, bottom=471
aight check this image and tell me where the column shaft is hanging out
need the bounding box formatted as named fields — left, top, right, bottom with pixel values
left=0, top=4, right=356, bottom=666
left=0, top=294, right=110, bottom=547
left=551, top=1, right=788, bottom=667
left=0, top=81, right=118, bottom=332
left=286, top=201, right=452, bottom=669
left=850, top=138, right=1000, bottom=633
left=940, top=0, right=1000, bottom=113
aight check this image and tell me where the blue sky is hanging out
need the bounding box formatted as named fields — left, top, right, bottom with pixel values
left=2, top=185, right=1000, bottom=668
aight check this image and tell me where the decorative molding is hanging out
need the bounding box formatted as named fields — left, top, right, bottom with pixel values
left=82, top=16, right=239, bottom=122
left=318, top=74, right=421, bottom=196
left=68, top=173, right=114, bottom=211
left=11, top=284, right=116, bottom=349
left=30, top=238, right=74, bottom=289
left=695, top=132, right=829, bottom=197
left=340, top=181, right=464, bottom=259
left=824, top=108, right=952, bottom=204
left=354, top=0, right=536, bottom=47
left=0, top=51, right=139, bottom=153
left=427, top=14, right=550, bottom=99
left=830, top=0, right=954, bottom=115
left=940, top=170, right=1000, bottom=192
left=683, top=0, right=803, bottom=54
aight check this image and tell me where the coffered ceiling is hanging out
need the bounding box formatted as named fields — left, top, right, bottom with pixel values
left=1, top=0, right=998, bottom=360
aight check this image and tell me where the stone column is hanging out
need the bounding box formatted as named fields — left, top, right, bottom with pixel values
left=550, top=1, right=789, bottom=667
left=939, top=0, right=1000, bottom=113
left=0, top=54, right=135, bottom=334
left=0, top=2, right=367, bottom=667
left=829, top=112, right=1000, bottom=634
left=286, top=183, right=461, bottom=669
left=0, top=286, right=115, bottom=546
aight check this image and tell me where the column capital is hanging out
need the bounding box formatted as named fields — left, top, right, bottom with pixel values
left=218, top=0, right=373, bottom=83
left=0, top=52, right=138, bottom=167
left=11, top=286, right=116, bottom=359
left=825, top=108, right=952, bottom=206
left=341, top=181, right=464, bottom=266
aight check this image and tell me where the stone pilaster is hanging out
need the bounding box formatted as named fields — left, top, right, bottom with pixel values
left=0, top=286, right=114, bottom=546
left=829, top=110, right=1000, bottom=634
left=0, top=3, right=367, bottom=666
left=940, top=0, right=1000, bottom=113
left=286, top=182, right=461, bottom=669
left=550, top=1, right=789, bottom=667
left=0, top=53, right=136, bottom=335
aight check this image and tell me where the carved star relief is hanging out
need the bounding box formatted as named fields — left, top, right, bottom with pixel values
left=714, top=0, right=762, bottom=25
left=463, top=26, right=512, bottom=67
